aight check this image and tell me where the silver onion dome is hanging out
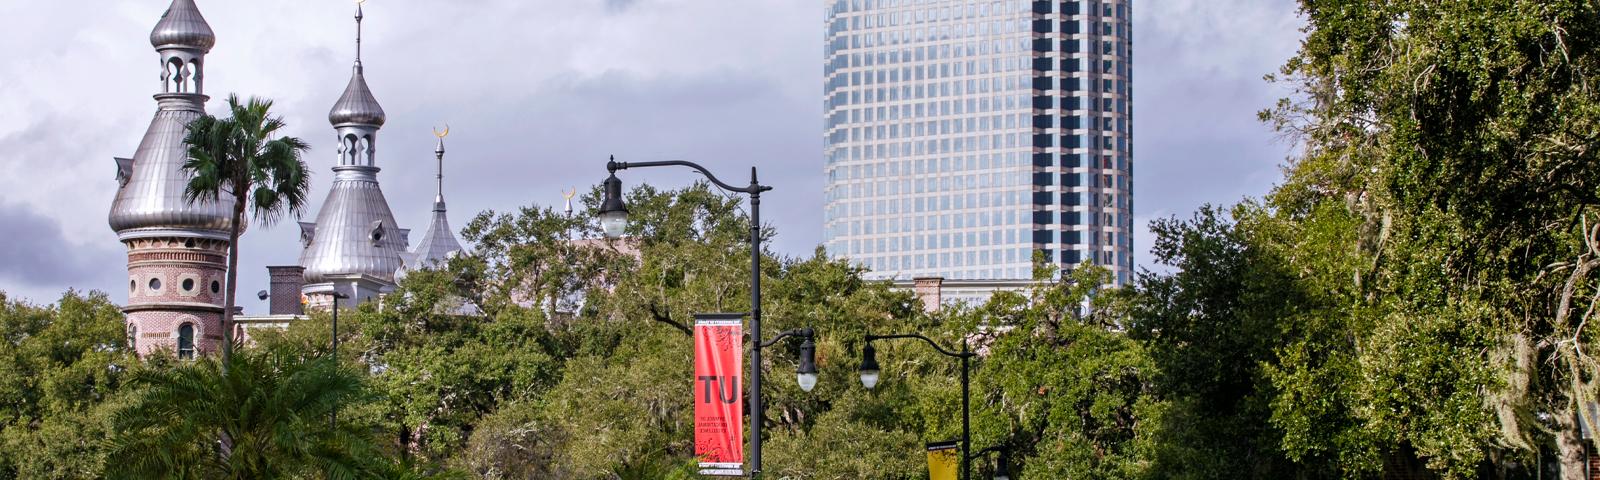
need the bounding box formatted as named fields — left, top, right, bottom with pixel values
left=327, top=67, right=387, bottom=127
left=149, top=0, right=215, bottom=52
left=107, top=96, right=235, bottom=238
left=110, top=0, right=231, bottom=239
left=298, top=167, right=407, bottom=285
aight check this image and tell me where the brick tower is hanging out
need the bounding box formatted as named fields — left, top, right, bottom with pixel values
left=108, top=0, right=230, bottom=358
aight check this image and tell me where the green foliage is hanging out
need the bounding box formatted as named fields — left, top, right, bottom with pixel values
left=763, top=408, right=923, bottom=479
left=1119, top=1, right=1600, bottom=478
left=441, top=183, right=948, bottom=478
left=0, top=291, right=133, bottom=479
left=0, top=183, right=1165, bottom=478
left=957, top=266, right=1156, bottom=479
left=105, top=341, right=380, bottom=479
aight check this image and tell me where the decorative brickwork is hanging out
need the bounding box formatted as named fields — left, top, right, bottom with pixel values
left=128, top=309, right=222, bottom=357
left=123, top=236, right=227, bottom=357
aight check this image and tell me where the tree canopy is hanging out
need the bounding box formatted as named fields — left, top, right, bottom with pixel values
left=9, top=1, right=1600, bottom=477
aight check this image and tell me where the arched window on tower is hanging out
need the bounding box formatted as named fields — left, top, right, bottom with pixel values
left=177, top=323, right=195, bottom=359
left=128, top=324, right=137, bottom=352
left=168, top=58, right=190, bottom=93
left=342, top=134, right=360, bottom=165
left=358, top=135, right=374, bottom=166
left=188, top=59, right=203, bottom=94
left=160, top=58, right=172, bottom=93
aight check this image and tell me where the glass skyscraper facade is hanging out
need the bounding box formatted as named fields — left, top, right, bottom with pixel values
left=823, top=0, right=1134, bottom=285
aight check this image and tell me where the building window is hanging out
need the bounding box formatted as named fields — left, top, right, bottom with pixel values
left=177, top=324, right=195, bottom=360
left=128, top=324, right=137, bottom=351
left=182, top=279, right=195, bottom=292
left=148, top=278, right=162, bottom=292
left=211, top=281, right=221, bottom=294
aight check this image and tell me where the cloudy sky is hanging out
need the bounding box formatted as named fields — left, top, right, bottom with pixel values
left=0, top=0, right=1303, bottom=309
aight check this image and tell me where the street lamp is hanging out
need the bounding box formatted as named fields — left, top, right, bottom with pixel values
left=330, top=291, right=350, bottom=360
left=796, top=333, right=819, bottom=392
left=759, top=328, right=818, bottom=393
left=598, top=155, right=784, bottom=475
left=859, top=333, right=978, bottom=480
left=598, top=172, right=629, bottom=238
left=993, top=449, right=1012, bottom=480
left=857, top=342, right=881, bottom=389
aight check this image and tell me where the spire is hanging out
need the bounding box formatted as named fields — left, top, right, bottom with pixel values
left=300, top=0, right=406, bottom=300
left=147, top=0, right=214, bottom=96
left=328, top=1, right=385, bottom=129
left=433, top=125, right=449, bottom=207
left=354, top=0, right=364, bottom=69
left=407, top=127, right=465, bottom=270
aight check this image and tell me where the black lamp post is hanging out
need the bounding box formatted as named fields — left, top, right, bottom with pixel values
left=599, top=156, right=785, bottom=476
left=330, top=291, right=350, bottom=356
left=993, top=449, right=1012, bottom=480
left=329, top=290, right=349, bottom=430
left=859, top=333, right=978, bottom=480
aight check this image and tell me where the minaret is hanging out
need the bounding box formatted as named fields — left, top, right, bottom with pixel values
left=298, top=3, right=407, bottom=307
left=406, top=127, right=465, bottom=270
left=108, top=0, right=230, bottom=358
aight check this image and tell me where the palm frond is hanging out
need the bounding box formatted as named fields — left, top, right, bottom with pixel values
left=179, top=93, right=311, bottom=225
left=252, top=135, right=312, bottom=227
left=106, top=346, right=380, bottom=478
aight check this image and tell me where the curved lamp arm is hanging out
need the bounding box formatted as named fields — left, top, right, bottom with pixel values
left=759, top=327, right=814, bottom=348
left=967, top=444, right=1006, bottom=462
left=608, top=158, right=773, bottom=195
left=865, top=333, right=974, bottom=359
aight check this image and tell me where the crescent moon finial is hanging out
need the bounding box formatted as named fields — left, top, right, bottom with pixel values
left=356, top=0, right=367, bottom=5
left=562, top=188, right=577, bottom=200
left=433, top=124, right=450, bottom=138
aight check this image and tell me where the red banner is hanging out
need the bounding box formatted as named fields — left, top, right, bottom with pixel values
left=694, top=314, right=744, bottom=476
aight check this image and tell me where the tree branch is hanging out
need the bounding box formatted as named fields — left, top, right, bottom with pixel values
left=648, top=303, right=692, bottom=337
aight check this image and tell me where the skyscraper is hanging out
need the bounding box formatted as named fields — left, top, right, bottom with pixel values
left=822, top=0, right=1134, bottom=286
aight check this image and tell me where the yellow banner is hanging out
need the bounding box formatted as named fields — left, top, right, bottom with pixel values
left=926, top=441, right=959, bottom=480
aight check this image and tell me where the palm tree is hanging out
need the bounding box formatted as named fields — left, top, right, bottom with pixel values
left=182, top=94, right=311, bottom=366
left=105, top=343, right=379, bottom=479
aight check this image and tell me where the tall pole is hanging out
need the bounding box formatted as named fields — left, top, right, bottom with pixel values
left=961, top=339, right=970, bottom=480
left=330, top=293, right=340, bottom=430
left=600, top=158, right=772, bottom=476
left=749, top=167, right=764, bottom=477
left=860, top=333, right=978, bottom=480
